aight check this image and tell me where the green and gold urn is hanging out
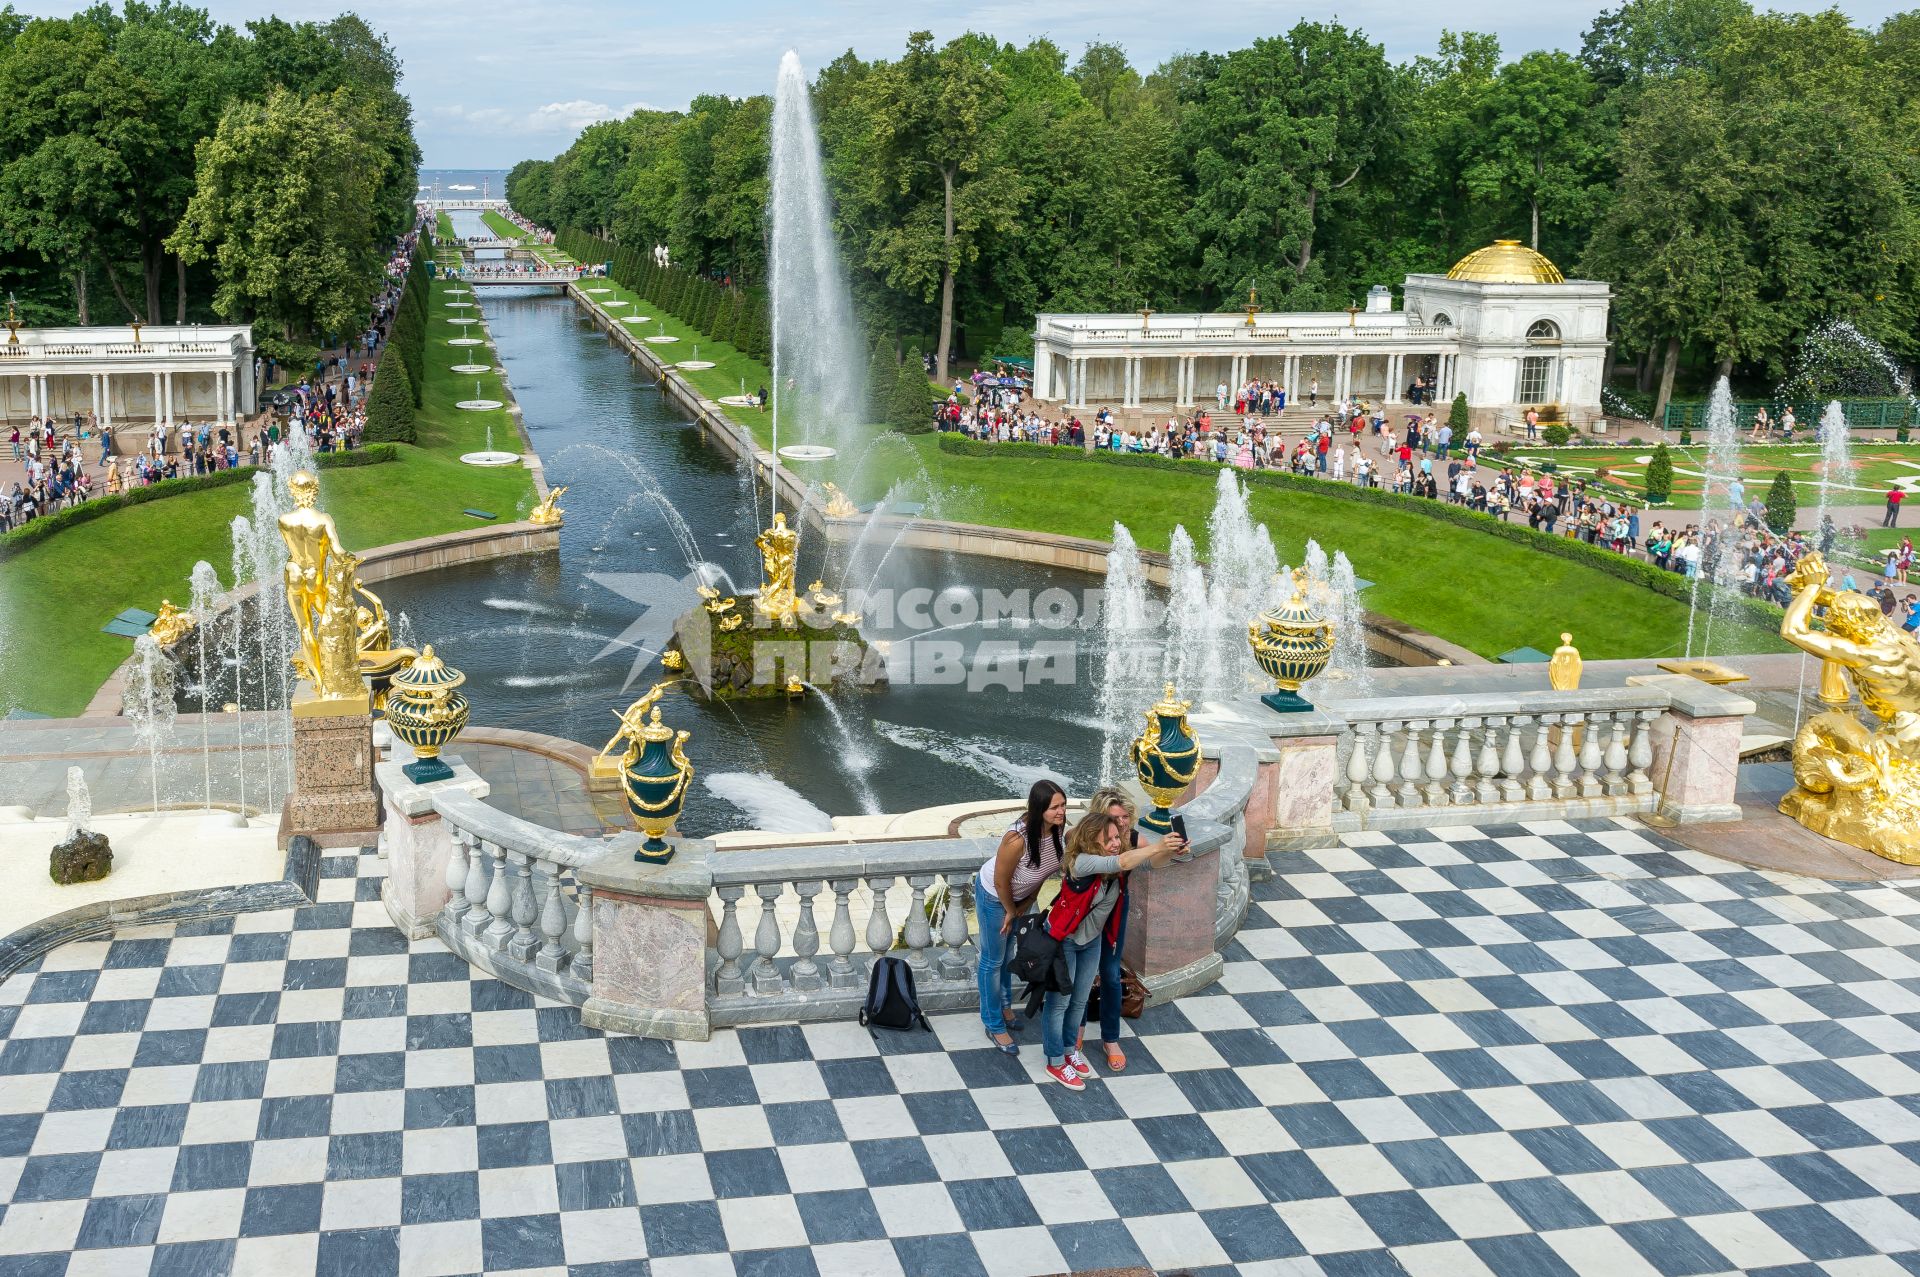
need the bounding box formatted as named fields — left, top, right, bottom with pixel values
left=386, top=645, right=469, bottom=784
left=620, top=702, right=695, bottom=864
left=1130, top=683, right=1201, bottom=834
left=1249, top=568, right=1334, bottom=714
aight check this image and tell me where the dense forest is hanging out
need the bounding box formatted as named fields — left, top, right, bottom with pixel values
left=507, top=1, right=1920, bottom=416
left=0, top=2, right=419, bottom=362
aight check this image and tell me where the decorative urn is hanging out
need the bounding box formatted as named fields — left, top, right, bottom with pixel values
left=385, top=645, right=469, bottom=784
left=622, top=705, right=695, bottom=863
left=1249, top=568, right=1334, bottom=713
left=1129, top=683, right=1201, bottom=834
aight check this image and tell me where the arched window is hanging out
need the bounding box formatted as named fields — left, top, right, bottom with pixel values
left=1429, top=312, right=1452, bottom=328
left=1526, top=319, right=1561, bottom=342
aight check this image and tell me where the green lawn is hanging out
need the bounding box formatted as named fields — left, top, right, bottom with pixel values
left=570, top=282, right=1786, bottom=663
left=480, top=209, right=526, bottom=242
left=0, top=272, right=535, bottom=716
left=1504, top=442, right=1920, bottom=511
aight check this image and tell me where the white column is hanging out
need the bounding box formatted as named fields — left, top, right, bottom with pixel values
left=152, top=372, right=162, bottom=427
left=89, top=373, right=100, bottom=422
left=99, top=372, right=110, bottom=428
left=219, top=369, right=230, bottom=423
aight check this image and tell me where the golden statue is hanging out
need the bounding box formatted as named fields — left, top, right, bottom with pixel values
left=590, top=681, right=671, bottom=782
left=148, top=600, right=195, bottom=648
left=1778, top=552, right=1920, bottom=864
left=754, top=510, right=800, bottom=625
left=529, top=485, right=567, bottom=526
left=1548, top=633, right=1582, bottom=691
left=821, top=482, right=859, bottom=520
left=279, top=470, right=371, bottom=713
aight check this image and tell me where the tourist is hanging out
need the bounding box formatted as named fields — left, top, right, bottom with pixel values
left=975, top=780, right=1068, bottom=1053
left=1900, top=538, right=1914, bottom=583
left=1071, top=788, right=1186, bottom=1074
left=1887, top=486, right=1905, bottom=528
left=1039, top=810, right=1178, bottom=1089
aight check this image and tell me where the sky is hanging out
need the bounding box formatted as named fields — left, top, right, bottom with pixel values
left=15, top=0, right=1914, bottom=168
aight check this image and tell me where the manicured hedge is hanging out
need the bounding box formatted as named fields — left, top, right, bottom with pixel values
left=936, top=435, right=1785, bottom=629
left=0, top=446, right=397, bottom=559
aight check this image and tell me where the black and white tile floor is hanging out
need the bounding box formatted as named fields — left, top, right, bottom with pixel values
left=5, top=818, right=1920, bottom=1275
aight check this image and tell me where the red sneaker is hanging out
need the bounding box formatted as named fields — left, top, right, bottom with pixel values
left=1044, top=1063, right=1085, bottom=1091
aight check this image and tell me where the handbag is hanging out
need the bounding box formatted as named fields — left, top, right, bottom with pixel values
left=1086, top=966, right=1148, bottom=1022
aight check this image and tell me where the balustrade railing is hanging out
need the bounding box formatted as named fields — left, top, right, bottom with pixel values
left=1041, top=322, right=1458, bottom=347
left=1334, top=688, right=1665, bottom=828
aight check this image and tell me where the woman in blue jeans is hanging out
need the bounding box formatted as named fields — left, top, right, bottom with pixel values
left=1039, top=812, right=1179, bottom=1090
left=975, top=780, right=1067, bottom=1053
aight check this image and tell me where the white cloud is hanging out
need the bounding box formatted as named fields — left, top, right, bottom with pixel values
left=434, top=99, right=655, bottom=136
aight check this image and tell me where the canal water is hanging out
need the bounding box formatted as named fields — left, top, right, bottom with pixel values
left=378, top=224, right=1109, bottom=832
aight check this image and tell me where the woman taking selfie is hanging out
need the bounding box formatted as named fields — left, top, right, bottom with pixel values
left=975, top=780, right=1068, bottom=1053
left=1040, top=811, right=1181, bottom=1090
left=1074, top=787, right=1184, bottom=1073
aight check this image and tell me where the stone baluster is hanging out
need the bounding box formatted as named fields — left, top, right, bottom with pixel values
left=1552, top=714, right=1579, bottom=799
left=713, top=885, right=746, bottom=996
left=748, top=884, right=784, bottom=995
left=1397, top=720, right=1426, bottom=807
left=1528, top=719, right=1555, bottom=801
left=1576, top=712, right=1605, bottom=797
left=1603, top=713, right=1632, bottom=796
left=937, top=872, right=972, bottom=980
left=444, top=831, right=471, bottom=919
left=483, top=843, right=515, bottom=947
left=1500, top=718, right=1528, bottom=803
left=1450, top=719, right=1477, bottom=805
left=903, top=876, right=935, bottom=974
left=865, top=877, right=896, bottom=964
left=534, top=862, right=567, bottom=973
left=790, top=881, right=824, bottom=992
left=827, top=879, right=860, bottom=988
left=1369, top=721, right=1398, bottom=809
left=1423, top=720, right=1451, bottom=806
left=462, top=839, right=492, bottom=934
left=1474, top=717, right=1503, bottom=805
left=571, top=885, right=593, bottom=983
left=1629, top=710, right=1657, bottom=795
left=508, top=853, right=539, bottom=961
left=1345, top=722, right=1374, bottom=813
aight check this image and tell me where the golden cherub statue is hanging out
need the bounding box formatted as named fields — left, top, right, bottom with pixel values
left=821, top=482, right=859, bottom=520
left=529, top=485, right=567, bottom=526
left=147, top=600, right=195, bottom=648
left=1778, top=551, right=1920, bottom=863
left=279, top=470, right=369, bottom=709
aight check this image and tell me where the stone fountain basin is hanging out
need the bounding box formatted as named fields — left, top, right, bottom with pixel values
left=644, top=335, right=681, bottom=344
left=586, top=288, right=610, bottom=294
left=719, top=395, right=758, bottom=406
left=447, top=301, right=474, bottom=309
left=460, top=451, right=521, bottom=467
left=448, top=338, right=485, bottom=347
left=620, top=315, right=652, bottom=324
left=677, top=361, right=716, bottom=371
left=456, top=399, right=505, bottom=411
left=779, top=444, right=837, bottom=462
left=447, top=317, right=480, bottom=325
left=603, top=301, right=629, bottom=308
left=450, top=364, right=492, bottom=374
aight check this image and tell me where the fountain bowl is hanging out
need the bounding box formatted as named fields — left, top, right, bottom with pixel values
left=450, top=363, right=492, bottom=374
left=586, top=288, right=610, bottom=294
left=447, top=301, right=474, bottom=309
left=447, top=317, right=479, bottom=326
left=644, top=335, right=681, bottom=344
left=456, top=399, right=505, bottom=411
left=718, top=394, right=757, bottom=407
left=676, top=360, right=716, bottom=371
left=604, top=301, right=629, bottom=308
left=778, top=444, right=837, bottom=462
left=449, top=338, right=485, bottom=347
left=459, top=451, right=522, bottom=467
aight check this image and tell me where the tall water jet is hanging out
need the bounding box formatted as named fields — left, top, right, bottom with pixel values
left=229, top=517, right=254, bottom=816
left=1686, top=378, right=1744, bottom=658
left=187, top=561, right=222, bottom=810
left=768, top=50, right=866, bottom=513
left=125, top=635, right=177, bottom=813
left=1813, top=401, right=1854, bottom=548
left=1163, top=527, right=1209, bottom=699
left=1097, top=524, right=1158, bottom=784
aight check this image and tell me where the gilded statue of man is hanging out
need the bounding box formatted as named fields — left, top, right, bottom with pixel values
left=755, top=510, right=799, bottom=624
left=1778, top=552, right=1920, bottom=862
left=279, top=470, right=368, bottom=705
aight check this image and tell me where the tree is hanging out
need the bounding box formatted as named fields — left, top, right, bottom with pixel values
left=1645, top=442, right=1674, bottom=502
left=363, top=347, right=415, bottom=443
left=866, top=336, right=896, bottom=421
left=1580, top=0, right=1753, bottom=88
left=1460, top=52, right=1606, bottom=253
left=1448, top=392, right=1470, bottom=435
left=1764, top=470, right=1796, bottom=534
left=891, top=348, right=932, bottom=431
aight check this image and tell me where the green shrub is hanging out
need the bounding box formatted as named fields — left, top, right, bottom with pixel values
left=364, top=347, right=417, bottom=444
left=867, top=338, right=896, bottom=421
left=933, top=434, right=1784, bottom=630
left=1679, top=427, right=1693, bottom=446
left=892, top=349, right=934, bottom=433
left=1448, top=392, right=1470, bottom=434
left=1541, top=423, right=1572, bottom=446
left=1645, top=443, right=1674, bottom=502
left=1765, top=470, right=1797, bottom=534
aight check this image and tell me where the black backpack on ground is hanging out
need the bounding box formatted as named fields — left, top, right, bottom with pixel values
left=859, top=955, right=930, bottom=1031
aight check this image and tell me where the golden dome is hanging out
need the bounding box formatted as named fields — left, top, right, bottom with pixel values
left=1446, top=240, right=1565, bottom=285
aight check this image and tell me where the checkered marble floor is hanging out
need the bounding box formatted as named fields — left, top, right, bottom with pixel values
left=5, top=820, right=1920, bottom=1276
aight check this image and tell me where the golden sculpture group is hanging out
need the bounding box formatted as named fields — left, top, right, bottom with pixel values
left=528, top=485, right=567, bottom=527
left=278, top=470, right=415, bottom=715
left=753, top=511, right=800, bottom=624
left=1778, top=553, right=1920, bottom=864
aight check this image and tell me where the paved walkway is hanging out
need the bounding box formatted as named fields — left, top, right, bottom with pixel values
left=4, top=817, right=1920, bottom=1274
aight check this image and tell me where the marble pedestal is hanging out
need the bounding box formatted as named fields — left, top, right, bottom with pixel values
left=1124, top=849, right=1223, bottom=1003
left=282, top=697, right=380, bottom=847
left=376, top=759, right=490, bottom=938
left=578, top=840, right=715, bottom=1041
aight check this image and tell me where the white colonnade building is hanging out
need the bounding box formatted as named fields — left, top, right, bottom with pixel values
left=1032, top=241, right=1610, bottom=429
left=0, top=323, right=257, bottom=430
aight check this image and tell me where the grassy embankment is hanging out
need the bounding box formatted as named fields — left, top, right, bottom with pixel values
left=0, top=270, right=536, bottom=716
left=567, top=280, right=1787, bottom=663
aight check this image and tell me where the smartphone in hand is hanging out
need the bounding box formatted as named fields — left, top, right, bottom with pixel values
left=1168, top=813, right=1193, bottom=863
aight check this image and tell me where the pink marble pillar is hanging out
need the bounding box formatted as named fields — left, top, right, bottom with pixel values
left=1124, top=851, right=1219, bottom=990
left=376, top=761, right=489, bottom=939
left=1265, top=734, right=1339, bottom=853
left=578, top=841, right=714, bottom=1041
left=1650, top=712, right=1745, bottom=824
